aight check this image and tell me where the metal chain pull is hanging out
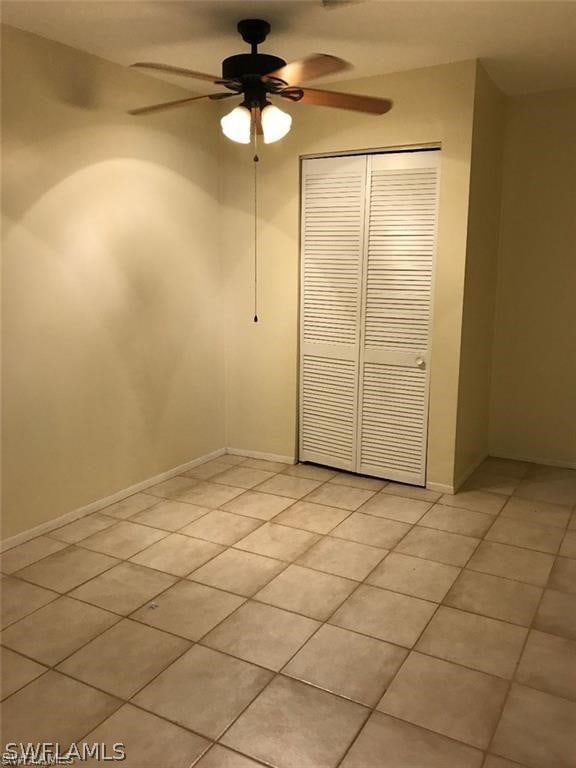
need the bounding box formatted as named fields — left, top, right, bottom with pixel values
left=253, top=120, right=259, bottom=323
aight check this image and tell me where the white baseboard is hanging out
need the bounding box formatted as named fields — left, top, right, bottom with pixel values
left=489, top=450, right=576, bottom=470
left=0, top=447, right=226, bottom=553
left=227, top=447, right=296, bottom=465
left=426, top=481, right=455, bottom=495
left=427, top=452, right=488, bottom=496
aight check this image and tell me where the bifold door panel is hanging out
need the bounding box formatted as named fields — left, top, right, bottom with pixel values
left=300, top=150, right=440, bottom=484
left=300, top=156, right=366, bottom=471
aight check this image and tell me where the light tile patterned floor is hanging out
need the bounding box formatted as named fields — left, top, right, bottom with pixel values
left=1, top=456, right=576, bottom=768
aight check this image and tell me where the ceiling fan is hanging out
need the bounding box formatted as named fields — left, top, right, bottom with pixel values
left=128, top=18, right=393, bottom=144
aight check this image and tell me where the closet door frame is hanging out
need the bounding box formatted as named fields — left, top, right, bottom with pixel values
left=298, top=145, right=441, bottom=482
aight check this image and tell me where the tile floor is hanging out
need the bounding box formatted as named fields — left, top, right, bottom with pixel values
left=1, top=455, right=576, bottom=768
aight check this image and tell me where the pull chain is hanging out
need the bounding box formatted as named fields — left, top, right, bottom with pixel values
left=253, top=119, right=259, bottom=323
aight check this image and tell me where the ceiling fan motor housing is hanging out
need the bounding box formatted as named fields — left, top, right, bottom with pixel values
left=222, top=53, right=286, bottom=81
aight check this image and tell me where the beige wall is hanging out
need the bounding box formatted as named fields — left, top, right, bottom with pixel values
left=1, top=26, right=225, bottom=538
left=454, top=65, right=505, bottom=483
left=489, top=88, right=576, bottom=467
left=221, top=60, right=478, bottom=490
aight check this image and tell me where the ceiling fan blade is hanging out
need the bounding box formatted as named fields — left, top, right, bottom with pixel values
left=265, top=54, right=351, bottom=86
left=292, top=87, right=392, bottom=115
left=128, top=92, right=231, bottom=116
left=131, top=62, right=220, bottom=83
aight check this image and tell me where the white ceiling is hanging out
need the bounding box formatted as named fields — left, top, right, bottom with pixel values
left=3, top=1, right=576, bottom=95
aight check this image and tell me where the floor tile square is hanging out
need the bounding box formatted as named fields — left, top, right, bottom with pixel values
left=0, top=536, right=67, bottom=574
left=131, top=500, right=210, bottom=531
left=69, top=562, right=177, bottom=614
left=284, top=624, right=407, bottom=706
left=221, top=490, right=295, bottom=521
left=329, top=472, right=386, bottom=491
left=439, top=490, right=507, bottom=516
left=534, top=589, right=576, bottom=640
left=14, top=546, right=118, bottom=592
left=255, top=564, right=356, bottom=620
left=419, top=505, right=493, bottom=537
left=234, top=523, right=320, bottom=561
left=445, top=570, right=543, bottom=626
left=146, top=476, right=199, bottom=499
left=479, top=458, right=530, bottom=479
left=202, top=601, right=319, bottom=670
left=57, top=619, right=189, bottom=698
left=486, top=517, right=563, bottom=554
left=516, top=629, right=576, bottom=702
left=380, top=482, right=442, bottom=503
left=131, top=580, right=244, bottom=640
left=332, top=513, right=410, bottom=549
left=255, top=474, right=323, bottom=499
left=1, top=648, right=46, bottom=700
left=416, top=606, right=527, bottom=678
left=217, top=454, right=249, bottom=466
left=242, top=457, right=290, bottom=472
left=283, top=463, right=337, bottom=481
left=274, top=500, right=351, bottom=533
left=101, top=496, right=158, bottom=520
left=297, top=537, right=386, bottom=581
left=178, top=481, right=246, bottom=508
left=1, top=576, right=58, bottom=627
left=50, top=514, right=117, bottom=544
left=1, top=595, right=118, bottom=665
left=378, top=652, right=508, bottom=748
left=395, top=526, right=479, bottom=566
left=548, top=556, right=576, bottom=594
left=221, top=675, right=368, bottom=768
left=463, top=470, right=520, bottom=496
left=82, top=704, right=209, bottom=768
left=483, top=757, right=528, bottom=768
left=340, top=712, right=483, bottom=768
left=1, top=671, right=121, bottom=745
left=80, top=521, right=167, bottom=559
left=501, top=496, right=571, bottom=529
left=466, top=541, right=554, bottom=587
left=130, top=533, right=224, bottom=575
left=195, top=745, right=264, bottom=768
left=102, top=492, right=161, bottom=518
left=492, top=683, right=576, bottom=768
left=360, top=493, right=432, bottom=523
left=133, top=645, right=272, bottom=739
left=366, top=552, right=460, bottom=601
left=180, top=509, right=263, bottom=545
left=560, top=530, right=576, bottom=559
left=185, top=459, right=239, bottom=480
left=330, top=584, right=436, bottom=647
left=213, top=466, right=276, bottom=489
left=515, top=466, right=576, bottom=506
left=303, top=483, right=376, bottom=511
left=189, top=548, right=286, bottom=596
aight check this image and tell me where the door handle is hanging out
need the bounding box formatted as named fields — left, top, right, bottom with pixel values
left=415, top=357, right=426, bottom=369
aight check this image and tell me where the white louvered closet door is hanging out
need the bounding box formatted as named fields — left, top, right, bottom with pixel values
left=299, top=156, right=367, bottom=471
left=357, top=151, right=440, bottom=484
